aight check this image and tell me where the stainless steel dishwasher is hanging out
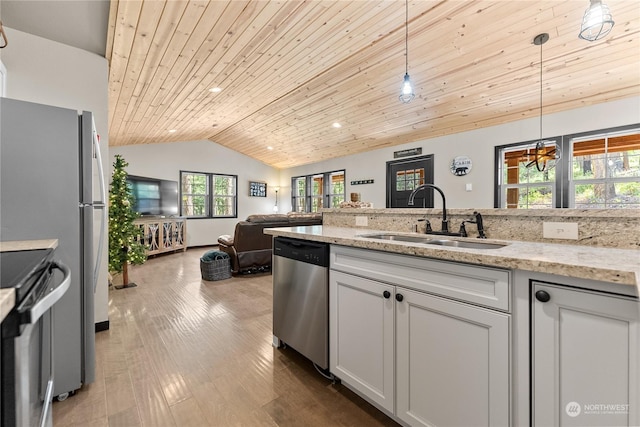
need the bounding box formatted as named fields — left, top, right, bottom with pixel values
left=273, top=237, right=329, bottom=370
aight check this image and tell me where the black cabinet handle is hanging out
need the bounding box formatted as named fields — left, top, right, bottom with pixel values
left=535, top=290, right=551, bottom=303
left=383, top=291, right=391, bottom=299
left=395, top=293, right=404, bottom=302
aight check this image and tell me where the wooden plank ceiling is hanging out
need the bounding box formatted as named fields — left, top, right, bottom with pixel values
left=106, top=0, right=640, bottom=169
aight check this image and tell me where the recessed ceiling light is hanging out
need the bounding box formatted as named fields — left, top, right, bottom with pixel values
left=332, top=122, right=342, bottom=128
left=267, top=146, right=274, bottom=150
left=168, top=129, right=177, bottom=133
left=209, top=87, right=222, bottom=93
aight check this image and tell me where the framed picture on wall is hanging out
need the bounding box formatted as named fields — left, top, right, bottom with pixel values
left=249, top=181, right=267, bottom=197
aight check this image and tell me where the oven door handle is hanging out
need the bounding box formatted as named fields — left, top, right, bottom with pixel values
left=25, top=261, right=71, bottom=325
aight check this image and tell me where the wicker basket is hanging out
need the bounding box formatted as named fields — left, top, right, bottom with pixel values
left=200, top=251, right=231, bottom=281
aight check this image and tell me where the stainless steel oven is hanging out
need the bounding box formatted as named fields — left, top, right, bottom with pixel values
left=1, top=249, right=71, bottom=427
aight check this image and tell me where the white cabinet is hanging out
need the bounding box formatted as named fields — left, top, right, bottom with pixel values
left=330, top=246, right=511, bottom=426
left=532, top=282, right=640, bottom=427
left=396, top=288, right=510, bottom=427
left=330, top=270, right=395, bottom=413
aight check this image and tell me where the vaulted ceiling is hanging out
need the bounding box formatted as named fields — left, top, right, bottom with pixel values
left=105, top=0, right=639, bottom=169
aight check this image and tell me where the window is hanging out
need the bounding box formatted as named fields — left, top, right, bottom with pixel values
left=396, top=168, right=425, bottom=192
left=291, top=170, right=345, bottom=212
left=180, top=171, right=237, bottom=218
left=571, top=132, right=640, bottom=208
left=496, top=125, right=640, bottom=209
left=497, top=139, right=558, bottom=209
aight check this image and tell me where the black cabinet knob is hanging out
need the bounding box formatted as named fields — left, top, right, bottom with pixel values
left=395, top=293, right=404, bottom=302
left=383, top=291, right=391, bottom=299
left=535, top=290, right=551, bottom=303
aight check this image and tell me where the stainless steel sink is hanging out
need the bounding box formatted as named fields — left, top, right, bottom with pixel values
left=356, top=233, right=435, bottom=243
left=421, top=239, right=507, bottom=250
left=357, top=233, right=508, bottom=250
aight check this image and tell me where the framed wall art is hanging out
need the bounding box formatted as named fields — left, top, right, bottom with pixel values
left=249, top=181, right=267, bottom=197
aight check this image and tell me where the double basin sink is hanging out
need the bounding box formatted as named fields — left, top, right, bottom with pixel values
left=357, top=233, right=508, bottom=250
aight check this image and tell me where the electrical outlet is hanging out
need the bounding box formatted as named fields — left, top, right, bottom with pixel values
left=543, top=222, right=579, bottom=240
left=355, top=216, right=368, bottom=226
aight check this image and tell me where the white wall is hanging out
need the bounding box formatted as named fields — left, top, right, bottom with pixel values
left=110, top=140, right=280, bottom=247
left=280, top=97, right=640, bottom=211
left=0, top=27, right=110, bottom=324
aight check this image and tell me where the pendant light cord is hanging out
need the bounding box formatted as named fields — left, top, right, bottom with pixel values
left=404, top=0, right=409, bottom=74
left=539, top=37, right=543, bottom=144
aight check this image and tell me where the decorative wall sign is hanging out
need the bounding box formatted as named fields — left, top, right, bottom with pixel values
left=249, top=181, right=267, bottom=197
left=350, top=179, right=375, bottom=185
left=450, top=156, right=473, bottom=176
left=394, top=147, right=422, bottom=158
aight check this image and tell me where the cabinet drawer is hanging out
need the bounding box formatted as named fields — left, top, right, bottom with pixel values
left=331, top=245, right=510, bottom=311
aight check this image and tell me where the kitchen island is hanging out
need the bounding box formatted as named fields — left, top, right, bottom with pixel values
left=265, top=223, right=639, bottom=427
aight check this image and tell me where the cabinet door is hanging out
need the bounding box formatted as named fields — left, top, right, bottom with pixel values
left=173, top=219, right=186, bottom=250
left=533, top=283, right=639, bottom=427
left=396, top=288, right=510, bottom=427
left=330, top=270, right=395, bottom=414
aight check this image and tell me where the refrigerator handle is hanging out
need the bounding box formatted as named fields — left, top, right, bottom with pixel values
left=93, top=124, right=107, bottom=292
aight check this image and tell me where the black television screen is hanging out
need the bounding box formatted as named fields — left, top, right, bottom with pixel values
left=126, top=175, right=179, bottom=216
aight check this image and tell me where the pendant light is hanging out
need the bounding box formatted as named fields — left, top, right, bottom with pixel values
left=579, top=0, right=615, bottom=42
left=526, top=33, right=558, bottom=172
left=399, top=0, right=415, bottom=103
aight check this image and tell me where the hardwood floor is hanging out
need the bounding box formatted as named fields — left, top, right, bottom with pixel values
left=52, top=247, right=398, bottom=426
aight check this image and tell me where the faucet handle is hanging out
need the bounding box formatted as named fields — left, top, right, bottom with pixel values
left=458, top=222, right=468, bottom=237
left=417, top=218, right=432, bottom=232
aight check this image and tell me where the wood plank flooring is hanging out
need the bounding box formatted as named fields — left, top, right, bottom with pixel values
left=52, top=247, right=398, bottom=426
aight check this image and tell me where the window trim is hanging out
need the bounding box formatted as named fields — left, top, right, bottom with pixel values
left=180, top=170, right=238, bottom=219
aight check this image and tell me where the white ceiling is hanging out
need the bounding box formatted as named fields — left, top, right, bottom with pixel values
left=0, top=0, right=109, bottom=56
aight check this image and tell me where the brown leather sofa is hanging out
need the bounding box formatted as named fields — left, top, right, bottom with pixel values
left=217, top=213, right=322, bottom=274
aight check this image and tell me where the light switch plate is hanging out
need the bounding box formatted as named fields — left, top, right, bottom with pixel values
left=543, top=222, right=579, bottom=240
left=465, top=183, right=473, bottom=192
left=355, top=216, right=368, bottom=226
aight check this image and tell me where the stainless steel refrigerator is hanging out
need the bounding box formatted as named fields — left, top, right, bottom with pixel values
left=0, top=97, right=107, bottom=399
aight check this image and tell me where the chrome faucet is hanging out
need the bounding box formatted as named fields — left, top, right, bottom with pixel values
left=407, top=183, right=450, bottom=233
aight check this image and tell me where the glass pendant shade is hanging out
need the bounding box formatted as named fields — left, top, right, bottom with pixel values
left=399, top=73, right=415, bottom=104
left=579, top=0, right=614, bottom=41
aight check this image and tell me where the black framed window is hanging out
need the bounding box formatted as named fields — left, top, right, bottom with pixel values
left=291, top=170, right=345, bottom=212
left=180, top=171, right=237, bottom=218
left=495, top=125, right=640, bottom=209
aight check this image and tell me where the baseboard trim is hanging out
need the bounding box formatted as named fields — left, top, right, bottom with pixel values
left=95, top=320, right=110, bottom=332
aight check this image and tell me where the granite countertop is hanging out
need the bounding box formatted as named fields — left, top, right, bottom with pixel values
left=0, top=289, right=15, bottom=323
left=265, top=225, right=640, bottom=288
left=0, top=239, right=58, bottom=252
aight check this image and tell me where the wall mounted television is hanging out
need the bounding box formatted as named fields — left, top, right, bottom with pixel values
left=126, top=175, right=179, bottom=216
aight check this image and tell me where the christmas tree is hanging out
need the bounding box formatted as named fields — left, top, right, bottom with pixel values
left=108, top=155, right=147, bottom=288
